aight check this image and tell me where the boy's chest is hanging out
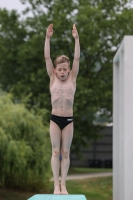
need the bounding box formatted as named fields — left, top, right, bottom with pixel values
left=50, top=76, right=76, bottom=95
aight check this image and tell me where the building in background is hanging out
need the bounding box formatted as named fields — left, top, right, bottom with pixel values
left=70, top=126, right=112, bottom=168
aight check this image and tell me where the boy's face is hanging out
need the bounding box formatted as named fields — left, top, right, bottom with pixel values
left=55, top=62, right=70, bottom=81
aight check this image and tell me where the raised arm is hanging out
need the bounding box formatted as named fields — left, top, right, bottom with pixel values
left=72, top=24, right=80, bottom=78
left=44, top=24, right=54, bottom=78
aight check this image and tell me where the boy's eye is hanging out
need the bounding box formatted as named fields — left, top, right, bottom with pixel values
left=58, top=68, right=67, bottom=71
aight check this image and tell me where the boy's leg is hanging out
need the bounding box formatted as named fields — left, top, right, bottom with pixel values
left=50, top=120, right=61, bottom=194
left=61, top=122, right=73, bottom=194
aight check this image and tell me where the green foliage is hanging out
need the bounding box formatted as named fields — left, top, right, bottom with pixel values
left=0, top=92, right=51, bottom=191
left=0, top=1, right=133, bottom=153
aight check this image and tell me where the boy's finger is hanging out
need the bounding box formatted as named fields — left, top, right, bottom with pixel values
left=48, top=24, right=53, bottom=29
left=50, top=23, right=53, bottom=28
left=73, top=24, right=76, bottom=29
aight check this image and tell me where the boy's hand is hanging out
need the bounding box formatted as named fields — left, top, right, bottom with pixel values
left=72, top=24, right=79, bottom=39
left=46, top=23, right=53, bottom=38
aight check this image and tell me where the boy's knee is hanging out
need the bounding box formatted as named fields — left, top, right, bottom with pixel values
left=62, top=150, right=69, bottom=158
left=53, top=149, right=60, bottom=158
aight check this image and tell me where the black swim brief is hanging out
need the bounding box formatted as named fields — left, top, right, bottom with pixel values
left=50, top=114, right=73, bottom=130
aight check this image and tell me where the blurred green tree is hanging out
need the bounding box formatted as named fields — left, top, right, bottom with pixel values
left=0, top=91, right=51, bottom=191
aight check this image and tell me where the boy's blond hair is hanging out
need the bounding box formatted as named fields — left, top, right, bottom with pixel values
left=54, top=55, right=70, bottom=68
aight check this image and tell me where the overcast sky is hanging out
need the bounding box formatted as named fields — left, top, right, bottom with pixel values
left=0, top=0, right=27, bottom=12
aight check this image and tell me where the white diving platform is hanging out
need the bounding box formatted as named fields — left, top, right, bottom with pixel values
left=28, top=194, right=87, bottom=200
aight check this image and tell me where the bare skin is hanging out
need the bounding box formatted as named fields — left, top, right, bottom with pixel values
left=44, top=23, right=80, bottom=194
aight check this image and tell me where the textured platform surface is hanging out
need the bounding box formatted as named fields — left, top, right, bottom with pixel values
left=28, top=194, right=87, bottom=200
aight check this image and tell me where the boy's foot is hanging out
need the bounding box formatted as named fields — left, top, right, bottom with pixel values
left=61, top=185, right=68, bottom=194
left=54, top=185, right=61, bottom=194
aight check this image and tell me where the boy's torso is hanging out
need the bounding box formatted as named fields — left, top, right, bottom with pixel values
left=50, top=72, right=76, bottom=117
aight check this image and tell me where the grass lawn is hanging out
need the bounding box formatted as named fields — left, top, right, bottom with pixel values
left=49, top=176, right=112, bottom=200
left=68, top=167, right=112, bottom=175
left=0, top=188, right=36, bottom=200
left=0, top=168, right=112, bottom=200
